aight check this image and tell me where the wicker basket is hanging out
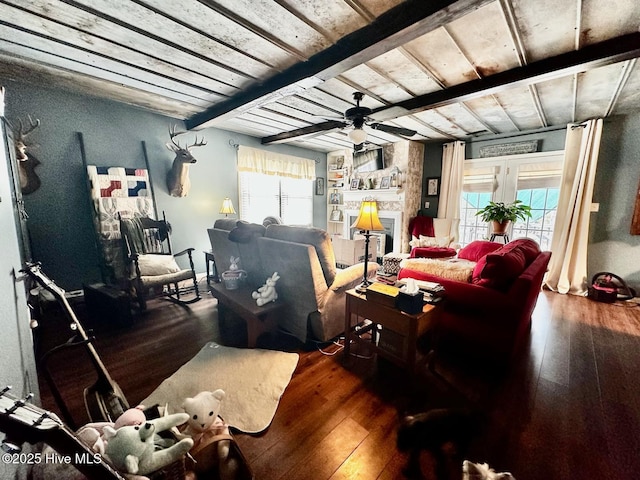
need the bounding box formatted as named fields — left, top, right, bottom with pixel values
left=148, top=457, right=186, bottom=480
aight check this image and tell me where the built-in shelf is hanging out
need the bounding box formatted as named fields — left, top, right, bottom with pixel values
left=326, top=154, right=348, bottom=237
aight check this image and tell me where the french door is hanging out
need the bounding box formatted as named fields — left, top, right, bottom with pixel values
left=459, top=151, right=564, bottom=250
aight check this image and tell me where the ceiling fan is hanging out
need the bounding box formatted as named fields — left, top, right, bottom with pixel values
left=260, top=92, right=417, bottom=146
left=338, top=92, right=417, bottom=145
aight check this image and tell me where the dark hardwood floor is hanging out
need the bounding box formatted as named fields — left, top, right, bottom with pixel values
left=33, top=280, right=640, bottom=480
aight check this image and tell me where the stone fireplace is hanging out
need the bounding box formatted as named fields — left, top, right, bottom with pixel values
left=343, top=200, right=403, bottom=255
left=329, top=140, right=425, bottom=254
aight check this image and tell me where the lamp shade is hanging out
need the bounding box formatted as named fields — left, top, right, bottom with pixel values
left=348, top=127, right=367, bottom=145
left=351, top=199, right=384, bottom=231
left=219, top=197, right=236, bottom=215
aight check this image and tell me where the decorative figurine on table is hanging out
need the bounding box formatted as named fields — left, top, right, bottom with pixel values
left=252, top=272, right=280, bottom=306
left=221, top=256, right=247, bottom=290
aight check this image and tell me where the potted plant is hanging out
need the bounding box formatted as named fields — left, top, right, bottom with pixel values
left=476, top=200, right=532, bottom=234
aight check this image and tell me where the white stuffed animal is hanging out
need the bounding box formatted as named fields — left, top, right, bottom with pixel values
left=181, top=390, right=239, bottom=480
left=103, top=413, right=193, bottom=476
left=252, top=272, right=280, bottom=306
left=228, top=257, right=240, bottom=270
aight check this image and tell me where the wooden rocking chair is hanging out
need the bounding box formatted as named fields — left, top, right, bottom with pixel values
left=120, top=212, right=200, bottom=310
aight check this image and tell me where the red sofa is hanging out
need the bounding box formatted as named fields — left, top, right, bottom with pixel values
left=398, top=238, right=551, bottom=362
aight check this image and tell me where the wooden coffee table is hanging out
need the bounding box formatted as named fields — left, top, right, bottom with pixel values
left=343, top=288, right=441, bottom=375
left=209, top=283, right=283, bottom=348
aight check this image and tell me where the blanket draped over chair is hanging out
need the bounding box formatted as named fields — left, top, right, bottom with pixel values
left=86, top=165, right=155, bottom=284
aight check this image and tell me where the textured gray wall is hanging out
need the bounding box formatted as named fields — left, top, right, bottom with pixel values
left=590, top=114, right=640, bottom=291
left=1, top=78, right=326, bottom=290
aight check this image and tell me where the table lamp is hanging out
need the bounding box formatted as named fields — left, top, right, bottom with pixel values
left=351, top=197, right=384, bottom=293
left=219, top=197, right=236, bottom=217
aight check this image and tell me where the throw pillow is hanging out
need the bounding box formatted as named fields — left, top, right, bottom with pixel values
left=137, top=254, right=182, bottom=276
left=458, top=240, right=502, bottom=262
left=510, top=238, right=541, bottom=264
left=411, top=235, right=452, bottom=248
left=472, top=247, right=527, bottom=290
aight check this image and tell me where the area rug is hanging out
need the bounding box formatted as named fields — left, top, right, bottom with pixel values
left=142, top=342, right=299, bottom=433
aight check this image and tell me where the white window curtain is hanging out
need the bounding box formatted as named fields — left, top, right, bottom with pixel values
left=437, top=141, right=465, bottom=242
left=237, top=145, right=316, bottom=180
left=544, top=118, right=603, bottom=295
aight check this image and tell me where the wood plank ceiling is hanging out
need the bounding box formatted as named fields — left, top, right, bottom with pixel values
left=1, top=0, right=639, bottom=152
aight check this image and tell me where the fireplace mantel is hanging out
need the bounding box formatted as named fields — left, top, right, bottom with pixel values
left=342, top=188, right=404, bottom=203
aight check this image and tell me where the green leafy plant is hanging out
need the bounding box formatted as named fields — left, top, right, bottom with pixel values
left=475, top=200, right=532, bottom=223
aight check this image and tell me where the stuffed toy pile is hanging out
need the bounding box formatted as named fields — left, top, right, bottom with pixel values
left=32, top=390, right=243, bottom=480
left=103, top=412, right=193, bottom=476
left=31, top=406, right=193, bottom=480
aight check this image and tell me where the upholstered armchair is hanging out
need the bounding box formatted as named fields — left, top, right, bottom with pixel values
left=408, top=216, right=461, bottom=258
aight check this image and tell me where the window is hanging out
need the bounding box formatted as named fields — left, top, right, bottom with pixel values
left=459, top=152, right=564, bottom=250
left=239, top=172, right=313, bottom=225
left=511, top=162, right=562, bottom=250
left=236, top=145, right=315, bottom=226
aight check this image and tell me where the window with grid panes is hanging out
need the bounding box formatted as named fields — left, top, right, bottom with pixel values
left=239, top=171, right=313, bottom=226
left=459, top=152, right=564, bottom=249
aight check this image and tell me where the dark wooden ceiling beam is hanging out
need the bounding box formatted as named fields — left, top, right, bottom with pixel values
left=186, top=0, right=495, bottom=129
left=370, top=32, right=640, bottom=121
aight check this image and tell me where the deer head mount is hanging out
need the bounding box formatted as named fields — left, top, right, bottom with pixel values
left=165, top=124, right=206, bottom=197
left=9, top=115, right=41, bottom=195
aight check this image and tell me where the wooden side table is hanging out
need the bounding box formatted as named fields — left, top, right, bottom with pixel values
left=209, top=283, right=283, bottom=348
left=343, top=288, right=440, bottom=375
left=204, top=250, right=218, bottom=287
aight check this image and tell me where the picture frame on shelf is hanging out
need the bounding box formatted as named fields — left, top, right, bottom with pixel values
left=335, top=156, right=345, bottom=169
left=350, top=178, right=360, bottom=190
left=426, top=177, right=439, bottom=196
left=315, top=177, right=325, bottom=195
left=380, top=176, right=391, bottom=189
left=330, top=209, right=342, bottom=222
left=329, top=192, right=341, bottom=204
left=390, top=172, right=397, bottom=187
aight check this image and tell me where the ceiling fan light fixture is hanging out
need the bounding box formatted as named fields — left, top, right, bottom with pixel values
left=349, top=127, right=367, bottom=145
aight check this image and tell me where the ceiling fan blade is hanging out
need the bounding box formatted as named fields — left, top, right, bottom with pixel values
left=261, top=120, right=347, bottom=144
left=369, top=123, right=416, bottom=137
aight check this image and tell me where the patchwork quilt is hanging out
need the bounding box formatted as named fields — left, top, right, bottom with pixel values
left=86, top=165, right=155, bottom=283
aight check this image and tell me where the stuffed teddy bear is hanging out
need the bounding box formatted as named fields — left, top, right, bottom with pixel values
left=103, top=412, right=193, bottom=476
left=252, top=272, right=280, bottom=306
left=181, top=390, right=239, bottom=480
